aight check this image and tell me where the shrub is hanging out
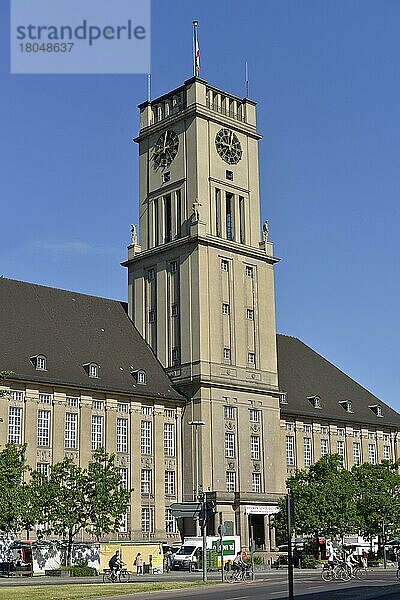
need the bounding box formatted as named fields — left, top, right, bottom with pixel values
left=59, top=565, right=97, bottom=577
left=301, top=555, right=319, bottom=569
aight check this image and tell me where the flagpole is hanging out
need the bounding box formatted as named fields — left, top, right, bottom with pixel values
left=245, top=61, right=249, bottom=97
left=193, top=20, right=199, bottom=77
left=147, top=64, right=151, bottom=102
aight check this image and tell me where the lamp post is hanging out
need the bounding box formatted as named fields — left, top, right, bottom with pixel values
left=188, top=420, right=205, bottom=501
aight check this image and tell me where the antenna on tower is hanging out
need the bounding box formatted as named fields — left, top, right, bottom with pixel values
left=245, top=61, right=249, bottom=98
left=147, top=64, right=151, bottom=102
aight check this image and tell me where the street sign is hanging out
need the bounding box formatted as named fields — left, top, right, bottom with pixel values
left=169, top=502, right=202, bottom=518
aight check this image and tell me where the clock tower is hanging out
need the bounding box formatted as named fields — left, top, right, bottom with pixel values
left=123, top=77, right=285, bottom=549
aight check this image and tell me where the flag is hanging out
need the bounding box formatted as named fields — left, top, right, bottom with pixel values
left=193, top=21, right=200, bottom=77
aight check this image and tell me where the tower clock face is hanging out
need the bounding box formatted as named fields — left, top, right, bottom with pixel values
left=215, top=128, right=242, bottom=164
left=152, top=130, right=179, bottom=169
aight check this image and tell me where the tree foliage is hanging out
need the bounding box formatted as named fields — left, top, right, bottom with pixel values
left=0, top=444, right=27, bottom=534
left=38, top=449, right=130, bottom=564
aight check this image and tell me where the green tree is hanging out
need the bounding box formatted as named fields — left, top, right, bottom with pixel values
left=278, top=454, right=358, bottom=541
left=42, top=449, right=130, bottom=565
left=0, top=444, right=27, bottom=534
left=353, top=460, right=400, bottom=554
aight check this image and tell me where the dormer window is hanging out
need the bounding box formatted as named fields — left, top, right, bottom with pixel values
left=31, top=355, right=47, bottom=371
left=370, top=405, right=383, bottom=417
left=308, top=395, right=322, bottom=409
left=132, top=370, right=146, bottom=384
left=83, top=362, right=99, bottom=378
left=339, top=400, right=353, bottom=413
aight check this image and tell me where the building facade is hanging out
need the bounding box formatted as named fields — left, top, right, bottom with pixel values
left=123, top=76, right=286, bottom=549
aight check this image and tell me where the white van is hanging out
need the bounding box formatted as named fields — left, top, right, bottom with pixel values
left=172, top=536, right=241, bottom=571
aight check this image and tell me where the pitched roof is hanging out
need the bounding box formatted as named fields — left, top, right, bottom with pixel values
left=0, top=278, right=184, bottom=402
left=277, top=334, right=400, bottom=428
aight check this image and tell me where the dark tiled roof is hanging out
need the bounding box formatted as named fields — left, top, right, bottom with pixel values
left=277, top=334, right=400, bottom=428
left=0, top=278, right=184, bottom=402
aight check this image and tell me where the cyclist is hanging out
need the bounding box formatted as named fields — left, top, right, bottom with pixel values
left=345, top=549, right=359, bottom=578
left=232, top=551, right=247, bottom=574
left=108, top=550, right=123, bottom=580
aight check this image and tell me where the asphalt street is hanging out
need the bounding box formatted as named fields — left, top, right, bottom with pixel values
left=0, top=568, right=399, bottom=599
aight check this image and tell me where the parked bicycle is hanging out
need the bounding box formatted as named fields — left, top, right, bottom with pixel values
left=226, top=565, right=253, bottom=583
left=103, top=567, right=130, bottom=583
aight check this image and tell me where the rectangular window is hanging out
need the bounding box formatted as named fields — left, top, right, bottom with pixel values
left=171, top=303, right=179, bottom=317
left=164, top=408, right=175, bottom=418
left=286, top=422, right=294, bottom=432
left=248, top=352, right=256, bottom=365
left=118, top=403, right=129, bottom=413
left=119, top=467, right=128, bottom=490
left=141, top=420, right=152, bottom=455
left=141, top=405, right=153, bottom=416
left=320, top=439, right=329, bottom=457
left=92, top=400, right=104, bottom=411
left=321, top=426, right=329, bottom=435
left=164, top=471, right=175, bottom=495
left=223, top=348, right=231, bottom=360
left=148, top=268, right=155, bottom=281
left=252, top=472, right=261, bottom=493
left=176, top=189, right=182, bottom=238
left=226, top=192, right=234, bottom=240
left=116, top=418, right=128, bottom=453
left=170, top=260, right=178, bottom=273
left=39, top=393, right=52, bottom=404
left=165, top=508, right=176, bottom=533
left=250, top=436, right=260, bottom=460
left=353, top=442, right=361, bottom=466
left=246, top=309, right=254, bottom=320
left=226, top=170, right=234, bottom=181
left=383, top=433, right=390, bottom=442
left=37, top=463, right=49, bottom=477
left=383, top=445, right=391, bottom=460
left=148, top=309, right=156, bottom=324
left=239, top=196, right=245, bottom=244
left=11, top=391, right=24, bottom=402
left=368, top=443, right=376, bottom=465
left=303, top=437, right=312, bottom=467
left=66, top=396, right=79, bottom=408
left=171, top=347, right=180, bottom=366
left=119, top=513, right=128, bottom=533
left=353, top=430, right=360, bottom=438
left=141, top=507, right=153, bottom=533
left=249, top=409, right=260, bottom=423
left=368, top=432, right=375, bottom=440
left=221, top=259, right=229, bottom=271
left=8, top=406, right=22, bottom=444
left=64, top=413, right=78, bottom=449
left=304, top=424, right=312, bottom=433
left=37, top=410, right=51, bottom=447
left=226, top=471, right=236, bottom=492
left=36, top=356, right=46, bottom=370
left=245, top=265, right=253, bottom=278
left=215, top=188, right=221, bottom=237
left=224, top=405, right=235, bottom=420
left=225, top=433, right=235, bottom=458
left=222, top=303, right=230, bottom=315
left=337, top=440, right=345, bottom=467
left=141, top=469, right=152, bottom=494
left=286, top=436, right=295, bottom=466
left=164, top=422, right=175, bottom=457
left=91, top=415, right=103, bottom=450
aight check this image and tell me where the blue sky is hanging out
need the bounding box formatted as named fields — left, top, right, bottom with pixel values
left=1, top=0, right=399, bottom=412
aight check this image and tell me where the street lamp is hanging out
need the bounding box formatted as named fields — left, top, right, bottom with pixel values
left=188, top=420, right=205, bottom=501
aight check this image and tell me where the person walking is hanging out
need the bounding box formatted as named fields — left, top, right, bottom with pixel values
left=134, top=552, right=144, bottom=576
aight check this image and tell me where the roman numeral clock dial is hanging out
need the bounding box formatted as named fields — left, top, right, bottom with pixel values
left=152, top=130, right=179, bottom=169
left=215, top=128, right=242, bottom=164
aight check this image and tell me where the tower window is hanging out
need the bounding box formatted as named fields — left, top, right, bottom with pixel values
left=226, top=170, right=234, bottom=181
left=171, top=347, right=180, bottom=366
left=226, top=192, right=234, bottom=241
left=246, top=309, right=254, bottom=320
left=239, top=196, right=245, bottom=244
left=245, top=265, right=253, bottom=278
left=148, top=268, right=155, bottom=281
left=148, top=309, right=156, bottom=324
left=221, top=259, right=229, bottom=272
left=171, top=303, right=179, bottom=317
left=164, top=194, right=172, bottom=243
left=170, top=260, right=178, bottom=273
left=222, top=303, right=230, bottom=315
left=248, top=352, right=256, bottom=365
left=215, top=188, right=222, bottom=237
left=163, top=171, right=171, bottom=183
left=223, top=348, right=231, bottom=360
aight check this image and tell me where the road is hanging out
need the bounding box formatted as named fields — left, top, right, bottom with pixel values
left=0, top=568, right=399, bottom=599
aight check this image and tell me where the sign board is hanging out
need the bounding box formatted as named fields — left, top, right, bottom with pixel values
left=170, top=502, right=202, bottom=518
left=211, top=539, right=236, bottom=556
left=245, top=505, right=280, bottom=515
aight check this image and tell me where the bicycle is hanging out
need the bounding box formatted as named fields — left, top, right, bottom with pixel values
left=226, top=566, right=253, bottom=583
left=353, top=565, right=368, bottom=580
left=321, top=562, right=350, bottom=582
left=103, top=567, right=130, bottom=583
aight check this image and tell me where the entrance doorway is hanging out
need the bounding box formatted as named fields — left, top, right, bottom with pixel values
left=249, top=514, right=265, bottom=550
